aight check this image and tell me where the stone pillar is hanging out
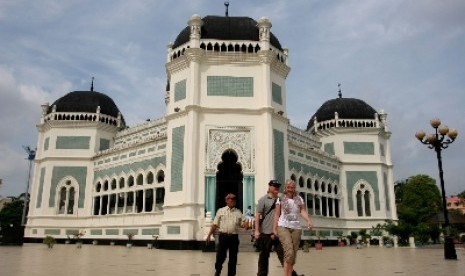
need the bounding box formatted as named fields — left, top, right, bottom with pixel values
left=409, top=236, right=415, bottom=248
left=188, top=14, right=203, bottom=48
left=257, top=17, right=271, bottom=50
left=393, top=236, right=398, bottom=248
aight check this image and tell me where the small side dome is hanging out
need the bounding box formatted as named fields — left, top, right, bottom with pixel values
left=307, top=98, right=377, bottom=130
left=48, top=91, right=122, bottom=118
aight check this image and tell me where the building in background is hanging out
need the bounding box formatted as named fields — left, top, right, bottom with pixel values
left=25, top=12, right=397, bottom=249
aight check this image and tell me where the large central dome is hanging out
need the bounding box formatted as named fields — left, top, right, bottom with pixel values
left=173, top=16, right=283, bottom=50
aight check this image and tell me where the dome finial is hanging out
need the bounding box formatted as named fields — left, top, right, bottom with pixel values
left=91, top=77, right=94, bottom=92
left=337, top=83, right=342, bottom=98
left=224, top=1, right=229, bottom=17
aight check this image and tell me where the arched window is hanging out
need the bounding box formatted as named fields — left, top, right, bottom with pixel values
left=306, top=178, right=312, bottom=189
left=111, top=179, right=117, bottom=190
left=156, top=187, right=165, bottom=211
left=157, top=170, right=165, bottom=183
left=96, top=182, right=102, bottom=192
left=128, top=176, right=134, bottom=187
left=314, top=195, right=321, bottom=216
left=103, top=180, right=109, bottom=191
left=298, top=176, right=304, bottom=188
left=314, top=180, right=319, bottom=191
left=321, top=182, right=326, bottom=193
left=328, top=184, right=332, bottom=194
left=355, top=183, right=373, bottom=217
left=291, top=174, right=296, bottom=182
left=147, top=172, right=154, bottom=184
left=119, top=177, right=125, bottom=189
left=57, top=179, right=78, bottom=215
left=137, top=173, right=143, bottom=185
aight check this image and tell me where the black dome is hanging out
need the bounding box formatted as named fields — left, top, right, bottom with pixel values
left=173, top=16, right=283, bottom=50
left=307, top=98, right=377, bottom=130
left=49, top=91, right=121, bottom=118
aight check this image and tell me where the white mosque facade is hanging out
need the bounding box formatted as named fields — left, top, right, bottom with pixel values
left=25, top=13, right=397, bottom=249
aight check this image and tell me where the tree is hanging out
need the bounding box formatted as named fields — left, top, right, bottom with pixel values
left=398, top=174, right=441, bottom=225
left=0, top=198, right=25, bottom=244
left=458, top=190, right=465, bottom=199
left=386, top=174, right=442, bottom=244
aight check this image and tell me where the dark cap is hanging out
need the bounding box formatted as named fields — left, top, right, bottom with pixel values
left=268, top=180, right=281, bottom=188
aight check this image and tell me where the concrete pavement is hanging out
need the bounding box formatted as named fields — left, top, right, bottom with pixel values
left=0, top=243, right=464, bottom=275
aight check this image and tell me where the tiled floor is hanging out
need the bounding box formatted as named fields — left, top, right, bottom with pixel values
left=0, top=243, right=464, bottom=275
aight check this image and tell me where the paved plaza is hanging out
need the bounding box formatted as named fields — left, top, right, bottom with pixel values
left=0, top=243, right=464, bottom=276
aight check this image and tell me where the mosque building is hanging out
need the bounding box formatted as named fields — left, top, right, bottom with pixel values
left=25, top=10, right=397, bottom=249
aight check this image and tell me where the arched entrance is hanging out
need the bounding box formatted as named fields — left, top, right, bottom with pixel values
left=216, top=150, right=243, bottom=212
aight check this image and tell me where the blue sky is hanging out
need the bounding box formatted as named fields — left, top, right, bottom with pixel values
left=1, top=0, right=464, bottom=197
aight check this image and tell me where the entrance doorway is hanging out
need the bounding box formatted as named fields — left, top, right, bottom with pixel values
left=216, top=150, right=243, bottom=212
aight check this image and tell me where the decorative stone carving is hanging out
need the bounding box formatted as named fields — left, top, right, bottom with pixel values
left=207, top=128, right=254, bottom=172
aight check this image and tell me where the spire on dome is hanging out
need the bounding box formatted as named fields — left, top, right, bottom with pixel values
left=91, top=77, right=95, bottom=92
left=338, top=83, right=342, bottom=98
left=224, top=1, right=229, bottom=17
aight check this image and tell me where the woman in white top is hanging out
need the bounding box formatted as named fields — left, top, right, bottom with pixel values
left=273, top=179, right=312, bottom=276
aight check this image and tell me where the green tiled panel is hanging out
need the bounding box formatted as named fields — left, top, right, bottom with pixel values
left=333, top=230, right=344, bottom=236
left=44, top=137, right=50, bottom=151
left=273, top=129, right=285, bottom=188
left=90, top=229, right=103, bottom=235
left=50, top=166, right=87, bottom=208
left=141, top=228, right=160, bottom=235
left=383, top=172, right=390, bottom=211
left=170, top=126, right=185, bottom=192
left=343, top=142, right=374, bottom=155
left=288, top=160, right=339, bottom=181
left=99, top=139, right=110, bottom=151
left=65, top=229, right=80, bottom=235
left=324, top=143, right=335, bottom=155
left=174, top=79, right=187, bottom=101
left=32, top=229, right=37, bottom=234
left=44, top=229, right=61, bottom=235
left=380, top=143, right=385, bottom=156
left=123, top=229, right=139, bottom=235
left=272, top=82, right=282, bottom=104
left=129, top=152, right=136, bottom=157
left=303, top=230, right=316, bottom=236
left=207, top=76, right=253, bottom=97
left=56, top=136, right=90, bottom=149
left=346, top=171, right=380, bottom=211
left=36, top=167, right=46, bottom=208
left=167, top=226, right=181, bottom=235
left=94, top=156, right=166, bottom=180
left=105, top=229, right=119, bottom=235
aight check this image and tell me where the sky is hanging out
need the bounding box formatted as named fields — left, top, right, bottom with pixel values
left=0, top=0, right=464, bottom=198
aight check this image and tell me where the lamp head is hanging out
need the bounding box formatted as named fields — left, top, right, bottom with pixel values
left=415, top=131, right=426, bottom=141
left=430, top=118, right=441, bottom=128
left=438, top=125, right=449, bottom=136
left=448, top=129, right=458, bottom=140
left=426, top=134, right=437, bottom=144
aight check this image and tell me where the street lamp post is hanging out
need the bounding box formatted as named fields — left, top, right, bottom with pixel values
left=21, top=146, right=36, bottom=226
left=415, top=118, right=458, bottom=260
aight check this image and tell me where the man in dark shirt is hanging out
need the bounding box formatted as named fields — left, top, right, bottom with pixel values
left=254, top=180, right=301, bottom=276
